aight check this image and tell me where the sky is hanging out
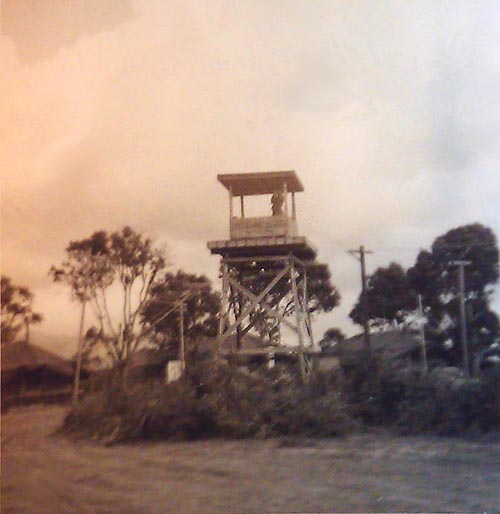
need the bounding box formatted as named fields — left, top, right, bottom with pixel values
left=1, top=0, right=500, bottom=357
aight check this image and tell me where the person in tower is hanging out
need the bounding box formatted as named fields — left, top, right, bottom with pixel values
left=271, top=189, right=284, bottom=216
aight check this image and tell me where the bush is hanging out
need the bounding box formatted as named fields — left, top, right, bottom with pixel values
left=62, top=360, right=355, bottom=442
left=339, top=350, right=500, bottom=436
left=63, top=350, right=500, bottom=442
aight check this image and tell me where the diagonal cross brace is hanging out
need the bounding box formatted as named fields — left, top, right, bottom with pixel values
left=217, top=262, right=291, bottom=346
left=228, top=277, right=298, bottom=333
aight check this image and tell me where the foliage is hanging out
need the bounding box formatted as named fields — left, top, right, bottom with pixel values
left=63, top=341, right=500, bottom=442
left=338, top=349, right=500, bottom=435
left=1, top=275, right=43, bottom=344
left=50, top=227, right=168, bottom=375
left=391, top=368, right=500, bottom=435
left=62, top=360, right=355, bottom=442
left=319, top=327, right=346, bottom=351
left=347, top=224, right=499, bottom=370
left=141, top=271, right=220, bottom=359
left=408, top=223, right=499, bottom=366
left=350, top=262, right=417, bottom=329
left=305, top=263, right=341, bottom=313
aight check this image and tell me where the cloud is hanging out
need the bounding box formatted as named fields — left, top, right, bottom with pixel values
left=1, top=0, right=135, bottom=62
left=2, top=0, right=499, bottom=352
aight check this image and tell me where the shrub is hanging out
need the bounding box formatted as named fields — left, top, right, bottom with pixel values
left=339, top=349, right=500, bottom=436
left=62, top=360, right=355, bottom=442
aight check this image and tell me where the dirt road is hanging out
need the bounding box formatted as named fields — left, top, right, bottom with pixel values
left=2, top=405, right=499, bottom=513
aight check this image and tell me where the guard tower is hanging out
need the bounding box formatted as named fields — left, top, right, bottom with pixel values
left=208, top=171, right=319, bottom=379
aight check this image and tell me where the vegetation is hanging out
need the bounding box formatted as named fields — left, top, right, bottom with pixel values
left=62, top=343, right=500, bottom=443
left=141, top=271, right=220, bottom=359
left=349, top=223, right=500, bottom=370
left=63, top=358, right=355, bottom=442
left=1, top=220, right=495, bottom=442
left=408, top=223, right=499, bottom=367
left=50, top=227, right=169, bottom=380
left=1, top=275, right=43, bottom=344
left=319, top=327, right=346, bottom=351
left=349, top=262, right=417, bottom=329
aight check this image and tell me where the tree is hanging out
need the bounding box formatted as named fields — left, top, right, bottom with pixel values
left=141, top=271, right=220, bottom=359
left=1, top=275, right=43, bottom=344
left=320, top=327, right=346, bottom=351
left=50, top=227, right=168, bottom=380
left=349, top=262, right=418, bottom=330
left=408, top=223, right=499, bottom=367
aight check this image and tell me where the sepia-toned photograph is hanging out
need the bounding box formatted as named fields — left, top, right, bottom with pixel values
left=1, top=1, right=499, bottom=513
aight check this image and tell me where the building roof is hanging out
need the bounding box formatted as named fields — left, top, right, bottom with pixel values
left=332, top=331, right=421, bottom=361
left=1, top=341, right=74, bottom=381
left=218, top=171, right=304, bottom=196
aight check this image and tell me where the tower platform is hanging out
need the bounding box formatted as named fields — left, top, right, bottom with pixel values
left=207, top=236, right=317, bottom=261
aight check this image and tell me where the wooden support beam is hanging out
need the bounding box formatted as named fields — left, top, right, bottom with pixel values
left=283, top=181, right=288, bottom=217
left=228, top=277, right=298, bottom=333
left=223, top=254, right=308, bottom=267
left=290, top=262, right=308, bottom=380
left=217, top=263, right=291, bottom=346
left=240, top=196, right=245, bottom=218
left=218, top=262, right=230, bottom=337
left=231, top=285, right=296, bottom=343
left=302, top=270, right=315, bottom=347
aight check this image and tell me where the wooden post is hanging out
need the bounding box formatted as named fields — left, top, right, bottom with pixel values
left=24, top=317, right=30, bottom=345
left=218, top=262, right=230, bottom=346
left=291, top=192, right=296, bottom=219
left=417, top=294, right=427, bottom=372
left=348, top=246, right=373, bottom=351
left=290, top=261, right=307, bottom=382
left=240, top=196, right=245, bottom=218
left=179, top=302, right=185, bottom=370
left=229, top=186, right=233, bottom=218
left=72, top=295, right=87, bottom=406
left=283, top=181, right=288, bottom=216
left=360, top=245, right=371, bottom=350
left=451, top=260, right=471, bottom=377
left=302, top=268, right=315, bottom=348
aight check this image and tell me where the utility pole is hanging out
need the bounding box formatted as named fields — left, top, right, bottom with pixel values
left=179, top=301, right=185, bottom=371
left=146, top=285, right=206, bottom=374
left=348, top=245, right=373, bottom=350
left=450, top=260, right=471, bottom=378
left=417, top=294, right=427, bottom=373
left=73, top=291, right=87, bottom=406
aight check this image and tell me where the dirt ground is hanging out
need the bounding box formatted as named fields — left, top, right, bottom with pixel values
left=2, top=405, right=499, bottom=514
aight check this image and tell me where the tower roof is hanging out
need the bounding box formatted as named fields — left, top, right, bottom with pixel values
left=217, top=171, right=304, bottom=196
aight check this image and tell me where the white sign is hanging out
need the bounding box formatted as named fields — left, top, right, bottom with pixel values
left=166, top=360, right=183, bottom=383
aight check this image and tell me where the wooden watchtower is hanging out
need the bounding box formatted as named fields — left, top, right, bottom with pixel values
left=207, top=171, right=319, bottom=378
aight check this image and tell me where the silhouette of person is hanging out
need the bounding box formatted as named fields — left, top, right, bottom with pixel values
left=271, top=190, right=284, bottom=216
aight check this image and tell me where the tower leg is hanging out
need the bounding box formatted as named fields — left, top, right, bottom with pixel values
left=290, top=261, right=308, bottom=382
left=218, top=262, right=230, bottom=348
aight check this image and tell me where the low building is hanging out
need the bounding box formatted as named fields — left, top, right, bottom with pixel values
left=333, top=330, right=423, bottom=369
left=1, top=341, right=76, bottom=408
